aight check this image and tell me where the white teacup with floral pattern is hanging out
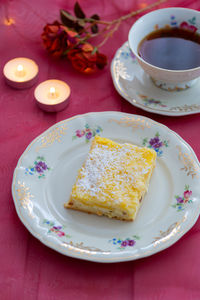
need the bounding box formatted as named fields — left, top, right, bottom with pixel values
left=128, top=7, right=200, bottom=91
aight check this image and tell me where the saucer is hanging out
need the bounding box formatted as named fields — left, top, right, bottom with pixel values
left=111, top=42, right=200, bottom=116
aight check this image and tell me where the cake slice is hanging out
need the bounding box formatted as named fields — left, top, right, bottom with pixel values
left=64, top=136, right=156, bottom=221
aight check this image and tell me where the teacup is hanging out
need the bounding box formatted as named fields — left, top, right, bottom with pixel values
left=128, top=7, right=200, bottom=91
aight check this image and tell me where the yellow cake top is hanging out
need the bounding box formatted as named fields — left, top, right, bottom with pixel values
left=71, top=136, right=156, bottom=212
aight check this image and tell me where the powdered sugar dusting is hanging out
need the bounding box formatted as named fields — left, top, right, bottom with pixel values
left=75, top=138, right=154, bottom=205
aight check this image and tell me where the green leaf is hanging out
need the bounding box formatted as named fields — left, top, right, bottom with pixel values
left=72, top=136, right=77, bottom=140
left=65, top=234, right=71, bottom=238
left=185, top=184, right=189, bottom=190
left=60, top=9, right=77, bottom=28
left=189, top=17, right=196, bottom=25
left=142, top=138, right=148, bottom=146
left=74, top=2, right=86, bottom=19
left=90, top=14, right=100, bottom=21
left=155, top=132, right=160, bottom=137
left=60, top=9, right=76, bottom=21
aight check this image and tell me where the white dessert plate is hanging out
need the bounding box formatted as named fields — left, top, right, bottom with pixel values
left=111, top=42, right=200, bottom=116
left=12, top=112, right=200, bottom=262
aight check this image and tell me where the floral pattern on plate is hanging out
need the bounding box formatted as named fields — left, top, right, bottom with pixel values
left=72, top=124, right=103, bottom=142
left=43, top=219, right=71, bottom=238
left=142, top=132, right=169, bottom=157
left=120, top=48, right=136, bottom=60
left=25, top=156, right=50, bottom=179
left=172, top=185, right=193, bottom=212
left=139, top=94, right=167, bottom=108
left=109, top=235, right=140, bottom=250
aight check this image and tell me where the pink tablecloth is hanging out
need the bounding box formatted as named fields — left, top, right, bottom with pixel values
left=1, top=0, right=200, bottom=299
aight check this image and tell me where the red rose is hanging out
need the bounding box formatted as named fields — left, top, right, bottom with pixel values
left=67, top=43, right=107, bottom=74
left=82, top=43, right=94, bottom=52
left=67, top=49, right=80, bottom=60
left=68, top=46, right=96, bottom=73
left=81, top=43, right=97, bottom=63
left=82, top=51, right=97, bottom=63
left=41, top=21, right=78, bottom=58
left=71, top=53, right=96, bottom=74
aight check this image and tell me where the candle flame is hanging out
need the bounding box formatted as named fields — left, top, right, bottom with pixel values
left=48, top=86, right=58, bottom=99
left=15, top=64, right=26, bottom=77
left=17, top=64, right=24, bottom=72
left=50, top=87, right=56, bottom=95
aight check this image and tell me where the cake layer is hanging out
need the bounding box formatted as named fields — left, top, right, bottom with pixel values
left=65, top=136, right=156, bottom=221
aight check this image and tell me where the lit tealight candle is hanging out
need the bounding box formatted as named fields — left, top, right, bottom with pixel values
left=3, top=57, right=39, bottom=89
left=34, top=79, right=71, bottom=112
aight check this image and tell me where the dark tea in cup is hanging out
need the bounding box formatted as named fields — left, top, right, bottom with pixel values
left=138, top=27, right=200, bottom=70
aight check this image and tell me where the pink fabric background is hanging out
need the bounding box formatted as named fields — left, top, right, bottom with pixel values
left=1, top=0, right=200, bottom=299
